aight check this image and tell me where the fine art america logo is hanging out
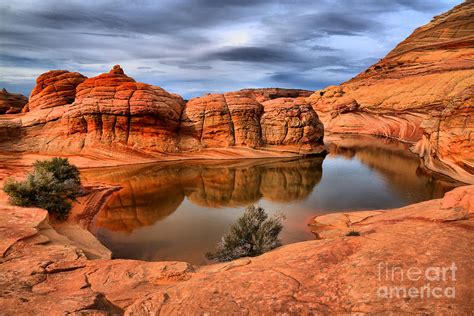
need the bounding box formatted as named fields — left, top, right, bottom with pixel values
left=377, top=262, right=457, bottom=299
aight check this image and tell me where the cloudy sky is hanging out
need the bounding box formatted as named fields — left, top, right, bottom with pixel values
left=0, top=0, right=462, bottom=98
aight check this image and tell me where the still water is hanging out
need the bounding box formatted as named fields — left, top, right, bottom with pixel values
left=83, top=136, right=461, bottom=265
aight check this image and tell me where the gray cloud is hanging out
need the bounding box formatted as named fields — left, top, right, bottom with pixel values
left=207, top=47, right=305, bottom=63
left=0, top=0, right=461, bottom=98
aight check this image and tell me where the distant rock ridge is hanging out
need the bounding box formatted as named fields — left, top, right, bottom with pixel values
left=3, top=65, right=325, bottom=157
left=0, top=88, right=28, bottom=114
left=308, top=0, right=474, bottom=183
left=239, top=88, right=313, bottom=103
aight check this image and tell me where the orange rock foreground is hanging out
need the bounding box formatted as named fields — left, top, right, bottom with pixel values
left=0, top=185, right=472, bottom=314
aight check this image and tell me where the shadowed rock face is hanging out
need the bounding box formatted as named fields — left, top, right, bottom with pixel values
left=0, top=88, right=28, bottom=114
left=308, top=1, right=474, bottom=183
left=83, top=157, right=324, bottom=232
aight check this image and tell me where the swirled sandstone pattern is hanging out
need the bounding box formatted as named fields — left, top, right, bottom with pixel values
left=308, top=1, right=474, bottom=183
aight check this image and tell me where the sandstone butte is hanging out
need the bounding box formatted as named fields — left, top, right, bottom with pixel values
left=0, top=64, right=324, bottom=162
left=308, top=0, right=474, bottom=184
left=0, top=185, right=472, bottom=314
left=0, top=88, right=28, bottom=114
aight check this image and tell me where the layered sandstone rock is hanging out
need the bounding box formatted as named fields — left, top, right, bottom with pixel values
left=0, top=88, right=28, bottom=114
left=11, top=65, right=185, bottom=155
left=261, top=97, right=324, bottom=153
left=240, top=88, right=313, bottom=103
left=179, top=91, right=262, bottom=150
left=65, top=65, right=185, bottom=153
left=24, top=70, right=87, bottom=112
left=308, top=1, right=474, bottom=183
left=3, top=65, right=324, bottom=158
left=180, top=92, right=324, bottom=154
left=1, top=185, right=473, bottom=314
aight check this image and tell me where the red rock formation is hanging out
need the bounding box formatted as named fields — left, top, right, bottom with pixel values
left=0, top=88, right=28, bottom=114
left=65, top=64, right=185, bottom=153
left=25, top=70, right=87, bottom=112
left=180, top=92, right=324, bottom=154
left=179, top=93, right=243, bottom=150
left=261, top=97, right=324, bottom=153
left=308, top=1, right=474, bottom=183
left=224, top=91, right=264, bottom=147
left=240, top=88, right=313, bottom=103
left=4, top=65, right=324, bottom=158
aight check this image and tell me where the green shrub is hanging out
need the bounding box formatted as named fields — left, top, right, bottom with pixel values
left=3, top=157, right=83, bottom=218
left=346, top=230, right=361, bottom=237
left=206, top=205, right=284, bottom=262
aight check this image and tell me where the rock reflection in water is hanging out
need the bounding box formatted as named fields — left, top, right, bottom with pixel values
left=84, top=136, right=461, bottom=264
left=85, top=158, right=323, bottom=233
left=326, top=135, right=458, bottom=203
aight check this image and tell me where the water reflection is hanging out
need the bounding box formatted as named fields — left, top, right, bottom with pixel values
left=83, top=135, right=461, bottom=264
left=85, top=158, right=323, bottom=232
left=326, top=135, right=457, bottom=203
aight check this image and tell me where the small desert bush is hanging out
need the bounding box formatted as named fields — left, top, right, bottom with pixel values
left=3, top=157, right=83, bottom=218
left=206, top=205, right=284, bottom=262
